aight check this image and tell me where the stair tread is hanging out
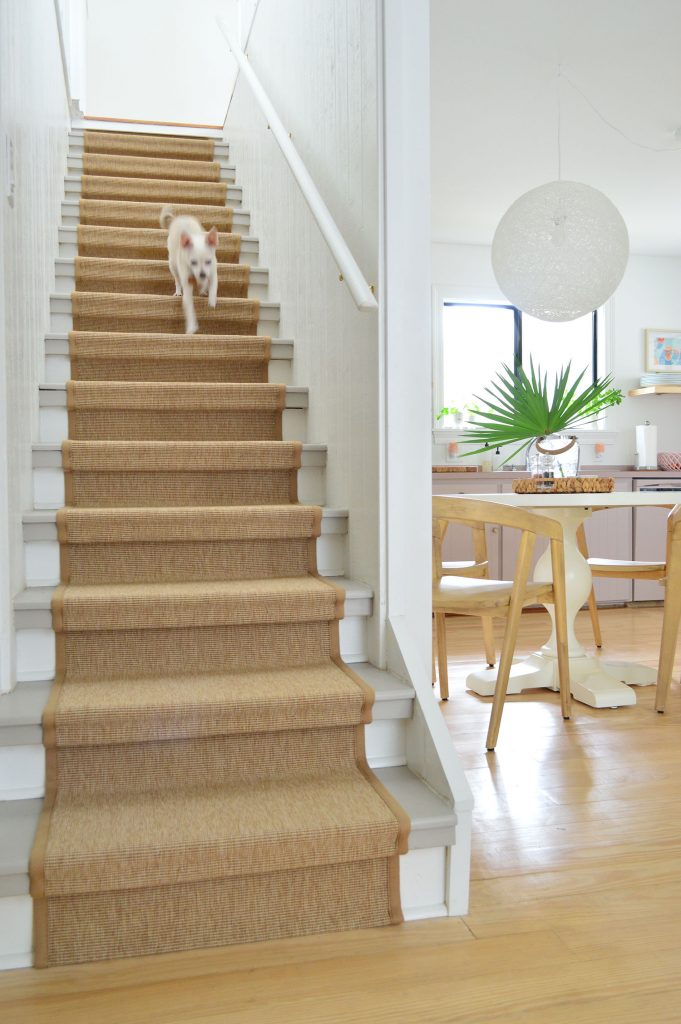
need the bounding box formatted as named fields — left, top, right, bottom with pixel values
left=23, top=504, right=347, bottom=524
left=51, top=576, right=345, bottom=632
left=38, top=771, right=401, bottom=898
left=0, top=663, right=413, bottom=736
left=15, top=575, right=372, bottom=612
left=43, top=663, right=369, bottom=746
left=0, top=681, right=53, bottom=728
left=55, top=256, right=269, bottom=276
left=70, top=122, right=224, bottom=139
left=58, top=224, right=258, bottom=243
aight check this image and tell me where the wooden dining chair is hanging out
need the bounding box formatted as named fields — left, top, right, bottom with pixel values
left=576, top=521, right=667, bottom=648
left=433, top=517, right=496, bottom=668
left=433, top=496, right=571, bottom=750
left=654, top=504, right=681, bottom=712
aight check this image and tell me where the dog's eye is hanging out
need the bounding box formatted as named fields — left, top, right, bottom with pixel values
left=205, top=259, right=212, bottom=266
left=190, top=260, right=198, bottom=267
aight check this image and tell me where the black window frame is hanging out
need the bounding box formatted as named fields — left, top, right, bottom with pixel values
left=441, top=301, right=598, bottom=389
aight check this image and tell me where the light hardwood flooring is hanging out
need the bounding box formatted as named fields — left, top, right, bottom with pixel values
left=1, top=606, right=680, bottom=1023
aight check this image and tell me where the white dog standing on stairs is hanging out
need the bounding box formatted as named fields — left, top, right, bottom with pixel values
left=160, top=205, right=219, bottom=334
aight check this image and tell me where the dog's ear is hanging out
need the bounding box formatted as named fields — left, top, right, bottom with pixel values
left=206, top=227, right=219, bottom=248
left=180, top=232, right=192, bottom=249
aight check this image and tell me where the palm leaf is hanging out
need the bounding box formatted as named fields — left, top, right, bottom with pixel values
left=460, top=360, right=623, bottom=464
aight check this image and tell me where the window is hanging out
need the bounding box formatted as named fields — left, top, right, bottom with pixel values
left=434, top=297, right=603, bottom=427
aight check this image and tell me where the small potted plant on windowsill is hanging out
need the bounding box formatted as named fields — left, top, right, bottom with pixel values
left=462, top=359, right=623, bottom=475
left=436, top=402, right=481, bottom=430
left=436, top=404, right=464, bottom=429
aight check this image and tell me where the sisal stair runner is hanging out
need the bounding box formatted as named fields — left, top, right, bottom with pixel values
left=30, top=129, right=409, bottom=966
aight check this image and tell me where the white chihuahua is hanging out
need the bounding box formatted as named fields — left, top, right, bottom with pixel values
left=160, top=206, right=219, bottom=334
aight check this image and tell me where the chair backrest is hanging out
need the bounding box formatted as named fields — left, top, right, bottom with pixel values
left=433, top=495, right=566, bottom=594
left=432, top=515, right=489, bottom=582
left=665, top=503, right=681, bottom=568
left=433, top=496, right=564, bottom=542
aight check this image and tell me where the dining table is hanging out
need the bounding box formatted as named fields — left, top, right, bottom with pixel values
left=441, top=490, right=678, bottom=709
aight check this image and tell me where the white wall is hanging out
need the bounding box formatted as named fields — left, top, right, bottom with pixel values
left=86, top=0, right=238, bottom=125
left=223, top=0, right=382, bottom=657
left=431, top=242, right=681, bottom=468
left=0, top=0, right=70, bottom=691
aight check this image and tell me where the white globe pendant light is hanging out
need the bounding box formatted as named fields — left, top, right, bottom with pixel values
left=491, top=180, right=629, bottom=322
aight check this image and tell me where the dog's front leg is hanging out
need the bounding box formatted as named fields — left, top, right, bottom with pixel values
left=208, top=269, right=218, bottom=309
left=169, top=255, right=182, bottom=297
left=181, top=278, right=198, bottom=335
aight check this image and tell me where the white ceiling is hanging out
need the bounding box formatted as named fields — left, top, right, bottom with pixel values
left=431, top=0, right=681, bottom=255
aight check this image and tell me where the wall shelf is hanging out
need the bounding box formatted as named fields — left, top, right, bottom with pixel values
left=628, top=385, right=681, bottom=396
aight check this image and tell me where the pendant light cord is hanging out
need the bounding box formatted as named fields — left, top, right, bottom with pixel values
left=557, top=65, right=562, bottom=179
left=561, top=67, right=681, bottom=153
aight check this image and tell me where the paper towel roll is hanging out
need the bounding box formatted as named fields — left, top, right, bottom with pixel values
left=635, top=422, right=657, bottom=469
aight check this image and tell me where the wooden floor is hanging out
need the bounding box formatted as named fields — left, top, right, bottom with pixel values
left=1, top=606, right=680, bottom=1023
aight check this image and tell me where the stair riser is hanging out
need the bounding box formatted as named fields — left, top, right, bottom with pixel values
left=65, top=178, right=243, bottom=207
left=23, top=532, right=347, bottom=586
left=38, top=407, right=307, bottom=445
left=44, top=352, right=292, bottom=386
left=67, top=156, right=235, bottom=182
left=0, top=844, right=448, bottom=969
left=14, top=613, right=370, bottom=693
left=32, top=463, right=326, bottom=508
left=0, top=720, right=404, bottom=801
left=58, top=235, right=260, bottom=266
left=49, top=297, right=279, bottom=337
left=53, top=267, right=269, bottom=301
left=0, top=896, right=32, bottom=970
left=60, top=203, right=251, bottom=233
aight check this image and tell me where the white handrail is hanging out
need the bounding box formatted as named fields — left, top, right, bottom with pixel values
left=53, top=0, right=83, bottom=120
left=217, top=18, right=378, bottom=313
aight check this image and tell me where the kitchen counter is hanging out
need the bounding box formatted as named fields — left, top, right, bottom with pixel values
left=432, top=466, right=681, bottom=478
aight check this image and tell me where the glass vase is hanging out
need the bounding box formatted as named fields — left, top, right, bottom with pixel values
left=526, top=434, right=580, bottom=488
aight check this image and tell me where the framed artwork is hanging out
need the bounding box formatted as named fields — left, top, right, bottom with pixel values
left=645, top=329, right=681, bottom=371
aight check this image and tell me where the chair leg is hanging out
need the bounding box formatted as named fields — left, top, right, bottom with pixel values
left=435, top=612, right=450, bottom=700
left=586, top=588, right=603, bottom=648
left=577, top=523, right=602, bottom=647
left=486, top=535, right=534, bottom=751
left=482, top=615, right=496, bottom=667
left=656, top=580, right=681, bottom=713
left=550, top=538, right=572, bottom=722
left=485, top=606, right=523, bottom=752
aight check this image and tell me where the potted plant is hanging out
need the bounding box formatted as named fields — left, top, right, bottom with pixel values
left=436, top=403, right=464, bottom=429
left=462, top=359, right=623, bottom=475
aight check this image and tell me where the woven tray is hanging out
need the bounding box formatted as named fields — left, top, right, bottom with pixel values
left=513, top=476, right=615, bottom=494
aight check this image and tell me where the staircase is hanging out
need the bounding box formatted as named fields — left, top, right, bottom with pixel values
left=0, top=124, right=459, bottom=970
